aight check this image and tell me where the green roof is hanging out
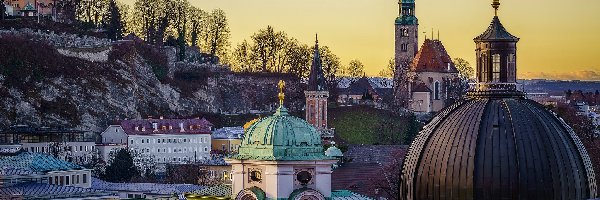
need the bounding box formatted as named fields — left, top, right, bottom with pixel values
left=325, top=145, right=343, bottom=157
left=331, top=190, right=372, bottom=200
left=230, top=106, right=332, bottom=161
left=395, top=16, right=418, bottom=25
left=0, top=152, right=83, bottom=173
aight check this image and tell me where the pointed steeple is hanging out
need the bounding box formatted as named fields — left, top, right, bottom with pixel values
left=307, top=34, right=328, bottom=91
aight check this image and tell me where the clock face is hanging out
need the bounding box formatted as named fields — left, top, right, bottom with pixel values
left=249, top=170, right=262, bottom=182
left=296, top=171, right=312, bottom=185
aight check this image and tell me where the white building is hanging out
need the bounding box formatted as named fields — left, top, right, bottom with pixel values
left=99, top=117, right=214, bottom=164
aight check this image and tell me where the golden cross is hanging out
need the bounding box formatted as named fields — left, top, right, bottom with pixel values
left=278, top=80, right=285, bottom=105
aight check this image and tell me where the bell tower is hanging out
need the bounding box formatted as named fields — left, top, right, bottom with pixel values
left=305, top=34, right=329, bottom=130
left=393, top=0, right=419, bottom=108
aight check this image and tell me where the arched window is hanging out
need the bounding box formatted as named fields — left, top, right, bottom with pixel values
left=434, top=81, right=440, bottom=100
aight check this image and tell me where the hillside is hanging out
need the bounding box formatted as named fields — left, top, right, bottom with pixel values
left=329, top=105, right=421, bottom=145
left=0, top=28, right=305, bottom=132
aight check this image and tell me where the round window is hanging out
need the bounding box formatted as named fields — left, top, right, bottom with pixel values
left=296, top=171, right=312, bottom=185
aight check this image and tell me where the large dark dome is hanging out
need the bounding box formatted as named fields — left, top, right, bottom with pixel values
left=399, top=1, right=597, bottom=199
left=400, top=97, right=597, bottom=199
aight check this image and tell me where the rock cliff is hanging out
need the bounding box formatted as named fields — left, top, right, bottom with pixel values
left=0, top=29, right=304, bottom=132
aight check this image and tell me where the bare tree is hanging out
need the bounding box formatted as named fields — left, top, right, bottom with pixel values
left=453, top=58, right=474, bottom=81
left=204, top=9, right=230, bottom=62
left=379, top=58, right=395, bottom=78
left=346, top=59, right=365, bottom=77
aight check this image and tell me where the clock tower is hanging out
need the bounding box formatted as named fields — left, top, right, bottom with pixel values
left=393, top=0, right=419, bottom=108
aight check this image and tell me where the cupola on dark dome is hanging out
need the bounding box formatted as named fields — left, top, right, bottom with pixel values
left=399, top=1, right=597, bottom=200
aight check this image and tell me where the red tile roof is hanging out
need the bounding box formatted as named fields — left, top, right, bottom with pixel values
left=412, top=82, right=431, bottom=93
left=120, top=118, right=213, bottom=135
left=410, top=39, right=458, bottom=73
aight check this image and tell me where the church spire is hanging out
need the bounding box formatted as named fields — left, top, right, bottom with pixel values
left=307, top=34, right=327, bottom=91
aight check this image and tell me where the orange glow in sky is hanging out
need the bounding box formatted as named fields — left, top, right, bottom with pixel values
left=123, top=0, right=600, bottom=80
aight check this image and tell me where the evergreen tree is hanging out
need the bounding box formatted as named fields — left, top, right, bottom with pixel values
left=103, top=149, right=138, bottom=182
left=1, top=1, right=6, bottom=21
left=105, top=0, right=124, bottom=41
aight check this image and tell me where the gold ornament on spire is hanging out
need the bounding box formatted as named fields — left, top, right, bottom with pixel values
left=278, top=80, right=286, bottom=105
left=492, top=0, right=500, bottom=16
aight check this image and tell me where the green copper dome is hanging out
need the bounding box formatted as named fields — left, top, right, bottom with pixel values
left=231, top=106, right=331, bottom=161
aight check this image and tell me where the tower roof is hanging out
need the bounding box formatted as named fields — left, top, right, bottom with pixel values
left=231, top=81, right=330, bottom=161
left=307, top=34, right=328, bottom=91
left=231, top=106, right=329, bottom=161
left=410, top=39, right=458, bottom=73
left=474, top=16, right=519, bottom=42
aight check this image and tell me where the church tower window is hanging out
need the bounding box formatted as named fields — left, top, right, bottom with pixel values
left=401, top=28, right=409, bottom=37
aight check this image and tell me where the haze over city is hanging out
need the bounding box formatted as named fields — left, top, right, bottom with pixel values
left=121, top=0, right=600, bottom=80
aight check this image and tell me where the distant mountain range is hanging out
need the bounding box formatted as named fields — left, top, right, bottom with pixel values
left=521, top=79, right=600, bottom=95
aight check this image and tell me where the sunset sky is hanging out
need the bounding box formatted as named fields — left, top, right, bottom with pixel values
left=123, top=0, right=600, bottom=80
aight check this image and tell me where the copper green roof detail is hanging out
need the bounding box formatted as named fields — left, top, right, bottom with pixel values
left=395, top=16, right=418, bottom=25
left=190, top=185, right=232, bottom=198
left=231, top=106, right=331, bottom=161
left=325, top=144, right=343, bottom=158
left=0, top=152, right=83, bottom=173
left=22, top=3, right=36, bottom=11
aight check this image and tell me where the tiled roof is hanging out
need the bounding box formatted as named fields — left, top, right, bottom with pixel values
left=412, top=83, right=431, bottom=93
left=212, top=127, right=244, bottom=139
left=332, top=163, right=384, bottom=197
left=0, top=183, right=116, bottom=199
left=0, top=152, right=83, bottom=174
left=120, top=118, right=213, bottom=135
left=343, top=145, right=407, bottom=164
left=190, top=185, right=232, bottom=197
left=332, top=145, right=407, bottom=198
left=410, top=39, right=458, bottom=73
left=91, top=178, right=204, bottom=195
left=474, top=16, right=519, bottom=42
left=343, top=77, right=375, bottom=96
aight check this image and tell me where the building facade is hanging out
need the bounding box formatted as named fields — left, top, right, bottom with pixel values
left=407, top=39, right=459, bottom=113
left=98, top=117, right=214, bottom=164
left=0, top=125, right=97, bottom=165
left=211, top=126, right=243, bottom=154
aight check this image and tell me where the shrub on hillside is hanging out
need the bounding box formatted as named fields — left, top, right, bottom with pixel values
left=133, top=41, right=169, bottom=81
